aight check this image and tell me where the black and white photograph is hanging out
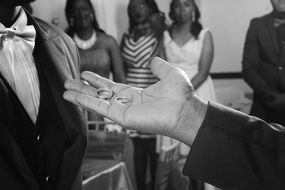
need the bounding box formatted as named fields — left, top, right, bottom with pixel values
left=0, top=0, right=284, bottom=189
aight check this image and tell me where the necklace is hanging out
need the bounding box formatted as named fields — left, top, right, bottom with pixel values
left=73, top=30, right=96, bottom=50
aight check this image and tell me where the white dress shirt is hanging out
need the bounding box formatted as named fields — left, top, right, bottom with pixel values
left=0, top=8, right=39, bottom=123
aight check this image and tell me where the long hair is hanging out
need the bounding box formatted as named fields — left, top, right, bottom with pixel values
left=127, top=0, right=162, bottom=33
left=169, top=0, right=202, bottom=39
left=65, top=0, right=104, bottom=36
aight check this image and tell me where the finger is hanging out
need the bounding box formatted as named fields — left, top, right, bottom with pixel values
left=64, top=79, right=84, bottom=91
left=64, top=90, right=111, bottom=117
left=150, top=57, right=175, bottom=79
left=81, top=71, right=116, bottom=89
left=65, top=79, right=98, bottom=97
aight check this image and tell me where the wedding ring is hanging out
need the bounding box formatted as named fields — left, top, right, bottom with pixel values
left=96, top=88, right=113, bottom=99
left=115, top=97, right=132, bottom=104
left=82, top=80, right=90, bottom=85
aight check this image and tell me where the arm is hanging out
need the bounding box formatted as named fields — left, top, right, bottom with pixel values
left=191, top=30, right=214, bottom=90
left=107, top=35, right=126, bottom=83
left=64, top=57, right=285, bottom=189
left=149, top=12, right=166, bottom=40
left=184, top=102, right=285, bottom=189
left=120, top=34, right=129, bottom=74
left=157, top=33, right=167, bottom=60
left=64, top=57, right=206, bottom=145
left=242, top=19, right=272, bottom=100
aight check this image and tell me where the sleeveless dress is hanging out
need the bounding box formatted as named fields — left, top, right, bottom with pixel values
left=122, top=32, right=159, bottom=88
left=79, top=47, right=111, bottom=79
left=162, top=28, right=219, bottom=190
left=163, top=28, right=216, bottom=102
left=121, top=32, right=160, bottom=190
left=121, top=32, right=159, bottom=137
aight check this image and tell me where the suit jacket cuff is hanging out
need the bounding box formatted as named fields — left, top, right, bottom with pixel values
left=182, top=101, right=284, bottom=189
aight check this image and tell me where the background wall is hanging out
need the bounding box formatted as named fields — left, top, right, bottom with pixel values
left=31, top=0, right=270, bottom=73
left=30, top=0, right=274, bottom=111
left=200, top=0, right=272, bottom=73
left=31, top=0, right=173, bottom=42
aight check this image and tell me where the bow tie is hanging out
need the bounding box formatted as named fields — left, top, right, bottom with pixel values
left=274, top=18, right=285, bottom=28
left=0, top=23, right=36, bottom=51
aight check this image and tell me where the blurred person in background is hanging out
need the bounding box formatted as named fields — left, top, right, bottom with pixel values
left=157, top=0, right=217, bottom=189
left=65, top=0, right=126, bottom=124
left=120, top=0, right=166, bottom=189
left=242, top=0, right=285, bottom=126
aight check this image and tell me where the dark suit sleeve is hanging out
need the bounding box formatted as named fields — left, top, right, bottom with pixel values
left=183, top=102, right=285, bottom=190
left=242, top=19, right=272, bottom=100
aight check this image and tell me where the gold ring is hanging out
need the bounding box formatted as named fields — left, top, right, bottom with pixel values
left=82, top=80, right=90, bottom=85
left=115, top=97, right=132, bottom=104
left=96, top=88, right=113, bottom=99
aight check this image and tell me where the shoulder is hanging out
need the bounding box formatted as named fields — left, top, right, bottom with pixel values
left=34, top=17, right=66, bottom=37
left=249, top=13, right=272, bottom=27
left=97, top=32, right=119, bottom=47
left=149, top=12, right=166, bottom=37
left=34, top=17, right=76, bottom=47
left=199, top=28, right=212, bottom=41
left=163, top=30, right=172, bottom=44
left=33, top=18, right=80, bottom=75
left=121, top=32, right=132, bottom=43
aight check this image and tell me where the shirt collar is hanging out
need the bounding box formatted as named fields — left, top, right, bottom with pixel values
left=10, top=7, right=29, bottom=32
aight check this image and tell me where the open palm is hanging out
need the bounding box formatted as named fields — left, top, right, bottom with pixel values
left=64, top=57, right=195, bottom=136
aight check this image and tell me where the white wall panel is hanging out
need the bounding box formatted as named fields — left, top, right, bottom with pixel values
left=200, top=0, right=272, bottom=72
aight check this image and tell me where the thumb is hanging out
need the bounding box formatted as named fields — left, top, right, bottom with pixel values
left=150, top=57, right=175, bottom=80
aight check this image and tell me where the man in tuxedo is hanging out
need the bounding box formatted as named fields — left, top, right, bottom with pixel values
left=0, top=0, right=87, bottom=189
left=242, top=0, right=285, bottom=125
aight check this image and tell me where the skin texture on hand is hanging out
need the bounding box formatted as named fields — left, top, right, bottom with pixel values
left=64, top=57, right=208, bottom=146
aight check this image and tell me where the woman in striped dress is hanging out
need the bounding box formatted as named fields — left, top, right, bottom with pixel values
left=121, top=0, right=166, bottom=189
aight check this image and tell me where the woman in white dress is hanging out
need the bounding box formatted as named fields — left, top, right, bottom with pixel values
left=163, top=0, right=215, bottom=102
left=156, top=0, right=218, bottom=190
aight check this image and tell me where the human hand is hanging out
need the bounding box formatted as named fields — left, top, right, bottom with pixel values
left=64, top=57, right=207, bottom=145
left=266, top=93, right=285, bottom=113
left=266, top=91, right=279, bottom=102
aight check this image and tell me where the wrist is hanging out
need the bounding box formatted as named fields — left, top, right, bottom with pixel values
left=174, top=94, right=208, bottom=147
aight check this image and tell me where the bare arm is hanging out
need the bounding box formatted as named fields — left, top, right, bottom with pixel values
left=107, top=36, right=126, bottom=83
left=157, top=33, right=167, bottom=60
left=149, top=12, right=166, bottom=40
left=120, top=34, right=129, bottom=75
left=191, top=30, right=214, bottom=90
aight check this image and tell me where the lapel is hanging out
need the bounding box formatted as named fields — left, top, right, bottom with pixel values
left=28, top=13, right=87, bottom=190
left=28, top=15, right=86, bottom=142
left=264, top=14, right=280, bottom=57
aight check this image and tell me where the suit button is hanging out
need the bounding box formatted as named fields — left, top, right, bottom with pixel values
left=45, top=176, right=50, bottom=183
left=278, top=66, right=283, bottom=71
left=36, top=135, right=41, bottom=142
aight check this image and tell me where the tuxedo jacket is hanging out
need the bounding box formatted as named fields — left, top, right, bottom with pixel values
left=183, top=102, right=285, bottom=190
left=0, top=12, right=87, bottom=190
left=242, top=13, right=285, bottom=123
